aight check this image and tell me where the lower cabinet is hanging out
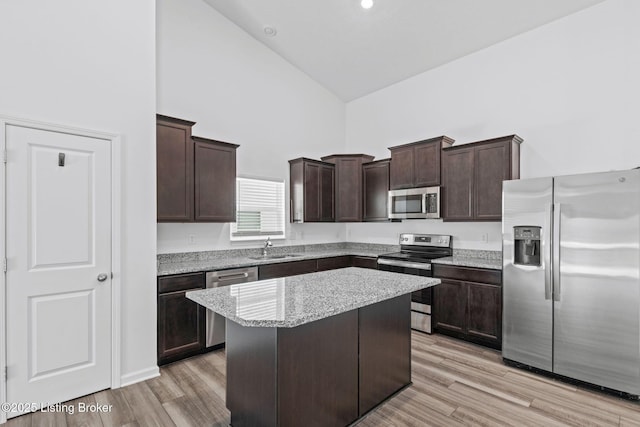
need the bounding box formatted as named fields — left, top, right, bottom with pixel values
left=316, top=256, right=352, bottom=272
left=157, top=272, right=206, bottom=365
left=432, top=264, right=502, bottom=349
left=258, top=255, right=378, bottom=280
left=352, top=256, right=378, bottom=269
left=432, top=279, right=466, bottom=334
left=258, top=259, right=318, bottom=280
left=158, top=255, right=379, bottom=365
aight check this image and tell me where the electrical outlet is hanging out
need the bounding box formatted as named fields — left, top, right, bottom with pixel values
left=481, top=233, right=489, bottom=243
left=188, top=235, right=196, bottom=245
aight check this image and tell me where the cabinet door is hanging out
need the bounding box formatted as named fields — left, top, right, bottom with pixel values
left=194, top=139, right=237, bottom=222
left=258, top=259, right=318, bottom=280
left=389, top=146, right=414, bottom=190
left=316, top=256, right=351, bottom=272
left=157, top=118, right=194, bottom=222
left=467, top=282, right=502, bottom=347
left=304, top=163, right=321, bottom=222
left=334, top=158, right=363, bottom=222
left=474, top=141, right=510, bottom=220
left=363, top=161, right=390, bottom=221
left=442, top=147, right=474, bottom=221
left=289, top=160, right=304, bottom=223
left=158, top=289, right=205, bottom=364
left=352, top=256, right=378, bottom=270
left=320, top=164, right=335, bottom=222
left=433, top=279, right=466, bottom=333
left=414, top=142, right=440, bottom=187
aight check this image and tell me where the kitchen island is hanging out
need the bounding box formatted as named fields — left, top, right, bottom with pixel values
left=187, top=267, right=439, bottom=427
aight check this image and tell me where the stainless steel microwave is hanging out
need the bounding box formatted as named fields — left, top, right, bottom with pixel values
left=388, top=187, right=441, bottom=219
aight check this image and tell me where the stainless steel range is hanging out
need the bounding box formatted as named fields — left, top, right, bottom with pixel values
left=377, top=233, right=452, bottom=333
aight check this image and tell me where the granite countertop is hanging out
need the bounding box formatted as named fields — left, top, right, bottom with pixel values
left=186, top=267, right=439, bottom=328
left=158, top=243, right=504, bottom=275
left=431, top=249, right=502, bottom=270
left=157, top=243, right=397, bottom=276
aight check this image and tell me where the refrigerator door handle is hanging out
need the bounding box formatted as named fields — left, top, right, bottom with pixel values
left=544, top=203, right=553, bottom=300
left=553, top=203, right=561, bottom=302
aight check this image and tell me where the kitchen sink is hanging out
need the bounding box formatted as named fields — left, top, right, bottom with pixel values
left=248, top=254, right=303, bottom=260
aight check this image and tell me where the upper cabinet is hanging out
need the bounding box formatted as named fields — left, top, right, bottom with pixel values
left=362, top=159, right=391, bottom=222
left=193, top=136, right=238, bottom=222
left=442, top=135, right=522, bottom=221
left=388, top=136, right=454, bottom=190
left=289, top=158, right=335, bottom=223
left=157, top=115, right=195, bottom=222
left=321, top=154, right=374, bottom=222
left=156, top=114, right=239, bottom=223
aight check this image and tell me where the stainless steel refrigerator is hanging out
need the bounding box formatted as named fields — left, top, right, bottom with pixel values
left=502, top=169, right=640, bottom=396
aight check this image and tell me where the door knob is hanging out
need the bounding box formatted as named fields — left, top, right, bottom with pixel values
left=97, top=273, right=108, bottom=282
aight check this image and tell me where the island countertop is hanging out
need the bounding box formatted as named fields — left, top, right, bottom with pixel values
left=186, top=267, right=439, bottom=328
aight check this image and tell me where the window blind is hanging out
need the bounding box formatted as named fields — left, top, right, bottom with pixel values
left=231, top=177, right=285, bottom=241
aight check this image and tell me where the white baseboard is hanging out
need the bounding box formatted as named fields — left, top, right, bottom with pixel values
left=119, top=366, right=160, bottom=388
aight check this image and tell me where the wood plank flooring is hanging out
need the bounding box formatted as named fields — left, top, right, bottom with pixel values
left=6, top=332, right=640, bottom=426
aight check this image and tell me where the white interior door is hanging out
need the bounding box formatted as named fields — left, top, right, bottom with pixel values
left=5, top=124, right=112, bottom=418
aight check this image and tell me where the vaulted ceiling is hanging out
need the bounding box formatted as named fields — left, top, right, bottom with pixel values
left=204, top=0, right=604, bottom=101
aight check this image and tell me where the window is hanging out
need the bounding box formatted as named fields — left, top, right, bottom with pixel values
left=230, top=177, right=285, bottom=241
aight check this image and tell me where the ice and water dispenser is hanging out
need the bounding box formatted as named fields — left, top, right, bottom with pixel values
left=513, top=226, right=541, bottom=267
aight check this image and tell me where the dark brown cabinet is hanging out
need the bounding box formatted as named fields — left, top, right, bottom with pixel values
left=321, top=154, right=374, bottom=222
left=352, top=256, right=378, bottom=269
left=316, top=256, right=352, bottom=272
left=388, top=136, right=454, bottom=190
left=193, top=136, right=238, bottom=222
left=442, top=135, right=522, bottom=221
left=467, top=281, right=502, bottom=343
left=258, top=259, right=318, bottom=280
left=362, top=159, right=391, bottom=221
left=440, top=146, right=474, bottom=220
left=258, top=255, right=376, bottom=280
left=157, top=272, right=206, bottom=365
left=157, top=115, right=195, bottom=222
left=432, top=278, right=466, bottom=334
left=432, top=264, right=502, bottom=349
left=157, top=114, right=239, bottom=223
left=289, top=158, right=335, bottom=223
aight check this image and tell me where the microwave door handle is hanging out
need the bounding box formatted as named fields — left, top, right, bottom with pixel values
left=422, top=193, right=427, bottom=214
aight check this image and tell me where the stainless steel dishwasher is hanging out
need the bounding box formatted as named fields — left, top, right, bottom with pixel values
left=206, top=266, right=258, bottom=347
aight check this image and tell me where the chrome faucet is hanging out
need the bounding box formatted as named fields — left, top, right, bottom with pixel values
left=262, top=237, right=273, bottom=256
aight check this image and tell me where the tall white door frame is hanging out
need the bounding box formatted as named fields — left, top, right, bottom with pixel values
left=0, top=116, right=122, bottom=423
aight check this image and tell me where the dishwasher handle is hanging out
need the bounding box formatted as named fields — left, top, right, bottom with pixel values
left=206, top=267, right=258, bottom=288
left=217, top=272, right=249, bottom=281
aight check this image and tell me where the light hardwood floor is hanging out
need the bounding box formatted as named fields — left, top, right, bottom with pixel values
left=6, top=332, right=640, bottom=426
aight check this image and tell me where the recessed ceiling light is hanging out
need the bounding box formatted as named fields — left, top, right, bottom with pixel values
left=264, top=26, right=277, bottom=37
left=361, top=0, right=373, bottom=9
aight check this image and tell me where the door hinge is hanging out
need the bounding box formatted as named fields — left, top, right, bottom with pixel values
left=4, top=366, right=7, bottom=381
left=2, top=258, right=6, bottom=273
left=2, top=149, right=6, bottom=164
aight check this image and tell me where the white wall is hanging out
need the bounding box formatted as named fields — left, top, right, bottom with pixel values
left=345, top=0, right=640, bottom=250
left=0, top=0, right=158, bottom=383
left=156, top=0, right=347, bottom=254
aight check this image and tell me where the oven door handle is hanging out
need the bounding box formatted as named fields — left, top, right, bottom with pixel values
left=377, top=258, right=432, bottom=271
